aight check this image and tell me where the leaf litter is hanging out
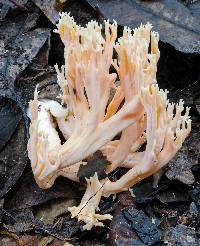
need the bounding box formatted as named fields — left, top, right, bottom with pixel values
left=0, top=0, right=199, bottom=245
left=87, top=0, right=200, bottom=53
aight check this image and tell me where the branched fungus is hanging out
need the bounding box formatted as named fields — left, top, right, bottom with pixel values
left=28, top=13, right=191, bottom=229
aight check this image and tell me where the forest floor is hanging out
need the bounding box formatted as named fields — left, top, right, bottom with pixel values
left=0, top=0, right=200, bottom=245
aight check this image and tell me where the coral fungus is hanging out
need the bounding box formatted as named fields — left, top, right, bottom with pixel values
left=28, top=13, right=191, bottom=229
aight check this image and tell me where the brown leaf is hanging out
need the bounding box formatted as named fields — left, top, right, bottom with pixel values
left=5, top=173, right=81, bottom=210
left=78, top=151, right=109, bottom=184
left=21, top=235, right=43, bottom=246
left=0, top=231, right=24, bottom=246
left=87, top=0, right=200, bottom=53
left=35, top=198, right=77, bottom=224
left=109, top=192, right=144, bottom=246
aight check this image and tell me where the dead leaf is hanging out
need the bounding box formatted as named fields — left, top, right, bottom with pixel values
left=87, top=0, right=200, bottom=53
left=0, top=1, right=11, bottom=20
left=52, top=216, right=81, bottom=239
left=0, top=233, right=42, bottom=246
left=0, top=231, right=23, bottom=246
left=0, top=10, right=50, bottom=97
left=15, top=69, right=60, bottom=108
left=4, top=208, right=35, bottom=233
left=28, top=35, right=51, bottom=70
left=0, top=97, right=22, bottom=151
left=78, top=151, right=108, bottom=183
left=156, top=188, right=189, bottom=203
left=164, top=224, right=200, bottom=245
left=187, top=0, right=200, bottom=19
left=38, top=236, right=69, bottom=246
left=123, top=208, right=162, bottom=245
left=194, top=95, right=200, bottom=115
left=166, top=152, right=195, bottom=185
left=130, top=181, right=169, bottom=204
left=21, top=235, right=43, bottom=246
left=38, top=236, right=54, bottom=246
left=0, top=119, right=27, bottom=198
left=32, top=0, right=63, bottom=24
left=5, top=173, right=81, bottom=211
left=35, top=198, right=77, bottom=224
left=0, top=0, right=28, bottom=20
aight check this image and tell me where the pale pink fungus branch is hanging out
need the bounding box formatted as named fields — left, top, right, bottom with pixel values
left=104, top=23, right=160, bottom=172
left=52, top=13, right=144, bottom=169
left=28, top=91, right=84, bottom=188
left=68, top=173, right=112, bottom=230
left=103, top=85, right=191, bottom=195
left=68, top=85, right=191, bottom=229
left=27, top=13, right=191, bottom=230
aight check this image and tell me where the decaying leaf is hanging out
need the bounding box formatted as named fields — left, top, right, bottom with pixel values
left=0, top=231, right=24, bottom=246
left=4, top=208, right=35, bottom=233
left=166, top=122, right=200, bottom=185
left=156, top=187, right=189, bottom=203
left=189, top=184, right=200, bottom=208
left=130, top=182, right=169, bottom=204
left=15, top=68, right=59, bottom=108
left=35, top=198, right=77, bottom=224
left=28, top=36, right=50, bottom=70
left=109, top=208, right=145, bottom=246
left=78, top=151, right=108, bottom=184
left=0, top=97, right=22, bottom=151
left=0, top=10, right=50, bottom=95
left=109, top=192, right=145, bottom=246
left=0, top=7, right=53, bottom=199
left=0, top=119, right=27, bottom=198
left=87, top=0, right=200, bottom=53
left=0, top=0, right=28, bottom=20
left=187, top=0, right=200, bottom=19
left=5, top=173, right=81, bottom=211
left=123, top=208, right=162, bottom=245
left=166, top=151, right=195, bottom=185
left=164, top=224, right=200, bottom=246
left=52, top=216, right=80, bottom=239
left=32, top=0, right=63, bottom=24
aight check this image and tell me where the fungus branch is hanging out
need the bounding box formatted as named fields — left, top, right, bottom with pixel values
left=53, top=14, right=144, bottom=170
left=103, top=85, right=191, bottom=195
left=27, top=13, right=191, bottom=230
left=28, top=92, right=84, bottom=188
left=104, top=24, right=160, bottom=171
left=68, top=85, right=191, bottom=229
left=68, top=173, right=112, bottom=230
